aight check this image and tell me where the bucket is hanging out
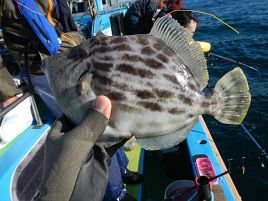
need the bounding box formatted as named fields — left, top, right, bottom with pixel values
left=164, top=180, right=196, bottom=201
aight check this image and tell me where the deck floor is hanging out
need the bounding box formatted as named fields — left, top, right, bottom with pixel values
left=142, top=141, right=195, bottom=201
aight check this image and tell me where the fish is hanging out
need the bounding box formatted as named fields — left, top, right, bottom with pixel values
left=42, top=16, right=251, bottom=150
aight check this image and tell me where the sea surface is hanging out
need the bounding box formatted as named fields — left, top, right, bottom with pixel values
left=184, top=0, right=268, bottom=200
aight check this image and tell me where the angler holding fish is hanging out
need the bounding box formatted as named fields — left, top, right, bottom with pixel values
left=43, top=16, right=251, bottom=150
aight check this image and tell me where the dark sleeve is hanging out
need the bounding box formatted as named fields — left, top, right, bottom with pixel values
left=143, top=0, right=158, bottom=32
left=0, top=57, right=21, bottom=101
left=37, top=110, right=111, bottom=201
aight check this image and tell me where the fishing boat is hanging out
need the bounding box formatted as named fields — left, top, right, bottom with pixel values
left=0, top=0, right=241, bottom=200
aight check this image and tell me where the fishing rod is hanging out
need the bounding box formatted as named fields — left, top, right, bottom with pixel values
left=240, top=124, right=268, bottom=161
left=208, top=53, right=261, bottom=77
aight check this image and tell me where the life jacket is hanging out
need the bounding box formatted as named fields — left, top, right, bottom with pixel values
left=14, top=0, right=61, bottom=55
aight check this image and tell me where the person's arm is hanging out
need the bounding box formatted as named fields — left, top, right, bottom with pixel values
left=36, top=96, right=117, bottom=201
left=0, top=57, right=21, bottom=102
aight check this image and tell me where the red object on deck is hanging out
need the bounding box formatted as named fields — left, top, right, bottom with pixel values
left=195, top=157, right=218, bottom=184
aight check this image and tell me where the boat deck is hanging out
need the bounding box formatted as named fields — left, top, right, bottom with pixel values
left=125, top=116, right=241, bottom=201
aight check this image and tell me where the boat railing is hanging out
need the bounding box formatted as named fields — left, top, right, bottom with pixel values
left=0, top=90, right=43, bottom=127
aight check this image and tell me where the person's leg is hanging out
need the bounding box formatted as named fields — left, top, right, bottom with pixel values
left=103, top=154, right=126, bottom=201
left=116, top=147, right=129, bottom=175
left=116, top=147, right=144, bottom=185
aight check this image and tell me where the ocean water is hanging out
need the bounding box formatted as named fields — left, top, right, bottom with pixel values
left=184, top=0, right=268, bottom=200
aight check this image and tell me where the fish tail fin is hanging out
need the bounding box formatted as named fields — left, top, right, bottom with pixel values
left=213, top=67, right=251, bottom=125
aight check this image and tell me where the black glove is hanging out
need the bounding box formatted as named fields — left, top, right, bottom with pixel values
left=36, top=108, right=115, bottom=201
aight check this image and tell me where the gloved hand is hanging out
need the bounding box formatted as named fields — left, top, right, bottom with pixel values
left=36, top=96, right=125, bottom=201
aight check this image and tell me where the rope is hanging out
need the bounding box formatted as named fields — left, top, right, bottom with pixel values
left=208, top=53, right=261, bottom=76
left=169, top=9, right=240, bottom=34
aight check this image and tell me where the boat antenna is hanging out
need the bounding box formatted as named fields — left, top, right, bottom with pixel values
left=168, top=9, right=240, bottom=34
left=208, top=53, right=261, bottom=77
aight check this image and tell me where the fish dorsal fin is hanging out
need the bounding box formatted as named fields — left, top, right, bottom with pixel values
left=150, top=16, right=208, bottom=89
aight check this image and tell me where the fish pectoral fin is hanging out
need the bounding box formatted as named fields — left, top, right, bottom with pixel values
left=136, top=118, right=198, bottom=150
left=150, top=16, right=208, bottom=90
left=78, top=72, right=92, bottom=95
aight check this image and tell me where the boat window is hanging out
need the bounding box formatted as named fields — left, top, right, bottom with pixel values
left=69, top=0, right=89, bottom=14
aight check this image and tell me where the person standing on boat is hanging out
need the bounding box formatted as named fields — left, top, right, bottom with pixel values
left=123, top=0, right=166, bottom=34
left=170, top=10, right=198, bottom=34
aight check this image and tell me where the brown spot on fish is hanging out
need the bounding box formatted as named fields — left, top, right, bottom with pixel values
left=153, top=42, right=163, bottom=50
left=137, top=36, right=149, bottom=46
left=92, top=44, right=132, bottom=54
left=119, top=103, right=140, bottom=113
left=107, top=92, right=126, bottom=101
left=143, top=58, right=164, bottom=69
left=99, top=36, right=108, bottom=41
left=101, top=41, right=108, bottom=46
left=92, top=60, right=113, bottom=72
left=163, top=74, right=179, bottom=85
left=113, top=44, right=132, bottom=51
left=91, top=46, right=110, bottom=54
left=138, top=101, right=163, bottom=112
left=168, top=108, right=185, bottom=115
left=188, top=114, right=195, bottom=118
left=110, top=37, right=128, bottom=44
left=153, top=89, right=174, bottom=99
left=201, top=101, right=210, bottom=108
left=92, top=71, right=113, bottom=85
left=136, top=68, right=154, bottom=78
left=116, top=64, right=154, bottom=78
left=116, top=63, right=136, bottom=75
left=121, top=54, right=142, bottom=62
left=135, top=90, right=156, bottom=99
left=189, top=83, right=198, bottom=91
left=178, top=94, right=193, bottom=106
left=113, top=82, right=129, bottom=91
left=141, top=46, right=156, bottom=56
left=156, top=54, right=169, bottom=63
left=147, top=82, right=153, bottom=87
left=97, top=56, right=114, bottom=61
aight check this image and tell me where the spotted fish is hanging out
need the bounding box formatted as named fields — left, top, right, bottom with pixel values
left=42, top=16, right=251, bottom=150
